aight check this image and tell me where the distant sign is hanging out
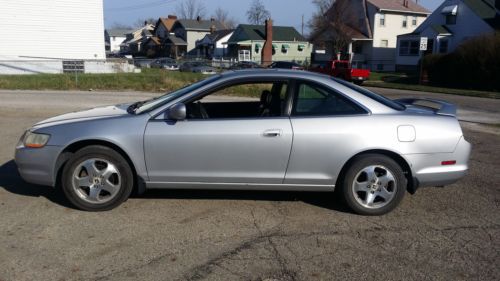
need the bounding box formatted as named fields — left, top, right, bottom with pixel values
left=420, top=37, right=428, bottom=51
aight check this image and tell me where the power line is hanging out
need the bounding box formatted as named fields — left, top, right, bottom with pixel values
left=107, top=0, right=178, bottom=12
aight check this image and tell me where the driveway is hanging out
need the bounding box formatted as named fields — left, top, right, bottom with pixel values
left=0, top=89, right=498, bottom=281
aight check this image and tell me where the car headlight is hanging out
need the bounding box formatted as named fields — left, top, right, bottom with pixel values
left=22, top=131, right=50, bottom=148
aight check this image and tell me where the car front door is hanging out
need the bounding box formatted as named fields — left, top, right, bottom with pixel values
left=143, top=80, right=293, bottom=185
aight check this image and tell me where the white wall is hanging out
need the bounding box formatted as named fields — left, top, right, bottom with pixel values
left=0, top=0, right=105, bottom=61
left=110, top=36, right=126, bottom=52
left=187, top=31, right=210, bottom=52
left=370, top=12, right=427, bottom=71
left=213, top=32, right=233, bottom=57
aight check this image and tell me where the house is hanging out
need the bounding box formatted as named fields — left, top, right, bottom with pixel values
left=106, top=28, right=131, bottom=53
left=0, top=0, right=109, bottom=74
left=195, top=29, right=234, bottom=58
left=310, top=0, right=430, bottom=71
left=121, top=24, right=155, bottom=55
left=154, top=15, right=178, bottom=38
left=171, top=17, right=226, bottom=54
left=396, top=0, right=500, bottom=71
left=226, top=22, right=313, bottom=64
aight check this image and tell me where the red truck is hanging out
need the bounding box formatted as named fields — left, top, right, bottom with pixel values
left=310, top=60, right=370, bottom=85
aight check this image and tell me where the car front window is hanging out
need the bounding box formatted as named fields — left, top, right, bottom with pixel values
left=135, top=75, right=221, bottom=114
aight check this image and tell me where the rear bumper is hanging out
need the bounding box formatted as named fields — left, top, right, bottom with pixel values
left=405, top=136, right=471, bottom=187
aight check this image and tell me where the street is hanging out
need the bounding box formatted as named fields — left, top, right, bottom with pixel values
left=0, top=88, right=499, bottom=281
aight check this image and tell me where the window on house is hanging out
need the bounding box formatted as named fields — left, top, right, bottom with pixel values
left=412, top=16, right=418, bottom=26
left=380, top=14, right=386, bottom=26
left=402, top=16, right=408, bottom=28
left=380, top=40, right=389, bottom=48
left=439, top=40, right=449, bottom=53
left=399, top=40, right=420, bottom=56
left=281, top=44, right=290, bottom=55
left=446, top=14, right=457, bottom=25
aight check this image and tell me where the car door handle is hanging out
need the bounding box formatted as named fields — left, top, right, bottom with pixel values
left=263, top=129, right=282, bottom=137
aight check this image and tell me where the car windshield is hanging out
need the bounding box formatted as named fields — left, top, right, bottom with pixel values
left=332, top=77, right=406, bottom=111
left=134, top=75, right=221, bottom=114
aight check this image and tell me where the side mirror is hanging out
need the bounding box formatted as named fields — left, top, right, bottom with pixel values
left=167, top=103, right=186, bottom=120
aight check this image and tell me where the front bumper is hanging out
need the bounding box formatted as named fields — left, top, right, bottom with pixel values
left=405, top=136, right=471, bottom=187
left=15, top=145, right=62, bottom=187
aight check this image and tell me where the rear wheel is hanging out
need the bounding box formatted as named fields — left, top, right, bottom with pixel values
left=340, top=154, right=406, bottom=216
left=61, top=145, right=134, bottom=211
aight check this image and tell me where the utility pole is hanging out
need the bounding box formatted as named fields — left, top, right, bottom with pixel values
left=301, top=14, right=304, bottom=36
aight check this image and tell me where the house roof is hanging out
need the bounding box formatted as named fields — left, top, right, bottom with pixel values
left=463, top=0, right=500, bottom=30
left=207, top=29, right=234, bottom=41
left=368, top=0, right=430, bottom=14
left=147, top=36, right=161, bottom=45
left=175, top=19, right=225, bottom=31
left=157, top=16, right=177, bottom=32
left=107, top=29, right=132, bottom=37
left=228, top=24, right=307, bottom=43
left=164, top=34, right=187, bottom=45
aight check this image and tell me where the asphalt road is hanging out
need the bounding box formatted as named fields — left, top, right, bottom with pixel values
left=0, top=88, right=499, bottom=281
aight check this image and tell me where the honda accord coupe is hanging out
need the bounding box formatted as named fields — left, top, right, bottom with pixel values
left=15, top=70, right=471, bottom=215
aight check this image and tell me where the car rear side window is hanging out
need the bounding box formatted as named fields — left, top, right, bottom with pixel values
left=292, top=82, right=367, bottom=116
left=332, top=77, right=405, bottom=111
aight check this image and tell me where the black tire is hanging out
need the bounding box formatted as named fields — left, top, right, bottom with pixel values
left=61, top=145, right=134, bottom=211
left=353, top=80, right=364, bottom=85
left=340, top=154, right=406, bottom=216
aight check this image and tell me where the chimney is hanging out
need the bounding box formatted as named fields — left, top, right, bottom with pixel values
left=261, top=18, right=273, bottom=66
left=210, top=24, right=216, bottom=33
left=144, top=20, right=148, bottom=26
left=168, top=15, right=177, bottom=20
left=196, top=16, right=201, bottom=22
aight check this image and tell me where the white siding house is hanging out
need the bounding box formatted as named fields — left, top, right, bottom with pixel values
left=311, top=0, right=429, bottom=72
left=396, top=0, right=500, bottom=71
left=0, top=0, right=114, bottom=74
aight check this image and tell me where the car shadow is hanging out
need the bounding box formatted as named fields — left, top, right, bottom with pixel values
left=0, top=160, right=73, bottom=208
left=0, top=159, right=352, bottom=213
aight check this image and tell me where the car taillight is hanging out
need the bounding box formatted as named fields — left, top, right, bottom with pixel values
left=441, top=160, right=456, bottom=165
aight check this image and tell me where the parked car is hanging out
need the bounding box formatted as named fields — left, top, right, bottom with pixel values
left=133, top=58, right=154, bottom=68
left=268, top=61, right=304, bottom=70
left=179, top=61, right=216, bottom=74
left=150, top=58, right=179, bottom=70
left=229, top=61, right=262, bottom=70
left=309, top=60, right=370, bottom=85
left=15, top=70, right=471, bottom=215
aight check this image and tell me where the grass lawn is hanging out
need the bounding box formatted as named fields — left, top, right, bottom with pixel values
left=1, top=69, right=498, bottom=99
left=0, top=69, right=204, bottom=93
left=366, top=72, right=500, bottom=99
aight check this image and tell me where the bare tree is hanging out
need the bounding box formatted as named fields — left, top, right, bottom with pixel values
left=309, top=0, right=353, bottom=55
left=133, top=18, right=156, bottom=28
left=176, top=0, right=206, bottom=20
left=246, top=0, right=271, bottom=25
left=213, top=7, right=237, bottom=29
left=110, top=22, right=133, bottom=30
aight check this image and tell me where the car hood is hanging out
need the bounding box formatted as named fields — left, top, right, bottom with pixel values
left=35, top=103, right=131, bottom=126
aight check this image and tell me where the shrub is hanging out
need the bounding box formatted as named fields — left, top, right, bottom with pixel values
left=423, top=34, right=500, bottom=91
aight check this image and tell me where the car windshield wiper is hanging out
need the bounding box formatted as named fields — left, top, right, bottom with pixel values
left=127, top=100, right=148, bottom=114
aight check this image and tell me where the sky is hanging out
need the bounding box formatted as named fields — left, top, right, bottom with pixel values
left=104, top=0, right=444, bottom=33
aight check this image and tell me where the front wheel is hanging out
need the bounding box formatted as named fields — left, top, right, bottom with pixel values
left=340, top=154, right=406, bottom=216
left=61, top=145, right=134, bottom=211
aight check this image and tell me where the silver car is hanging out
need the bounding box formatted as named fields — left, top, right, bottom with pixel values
left=14, top=70, right=471, bottom=215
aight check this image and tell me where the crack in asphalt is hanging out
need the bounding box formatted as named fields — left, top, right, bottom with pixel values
left=89, top=220, right=500, bottom=281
